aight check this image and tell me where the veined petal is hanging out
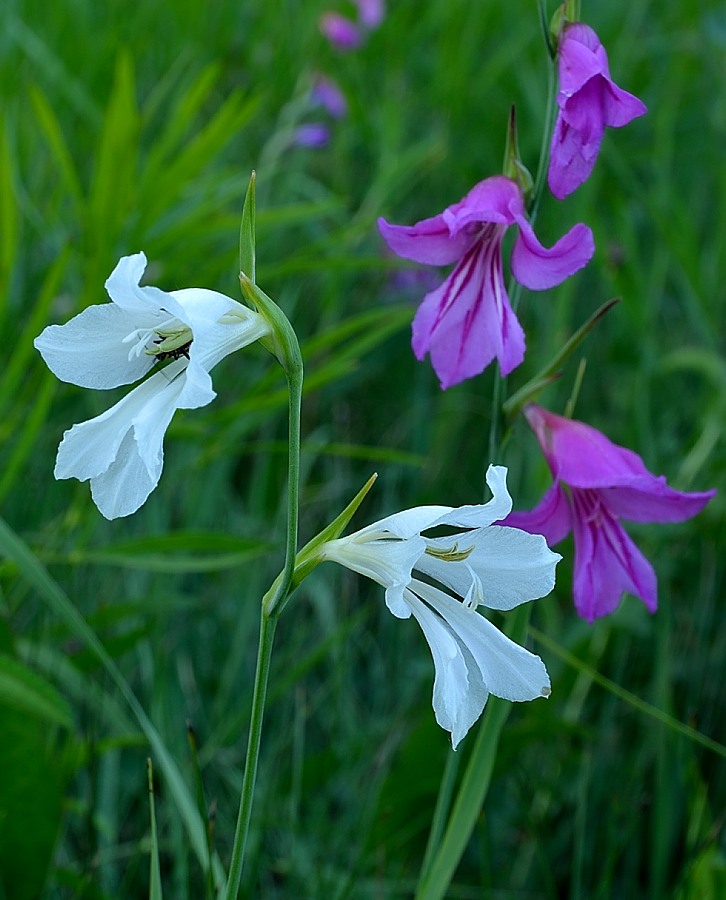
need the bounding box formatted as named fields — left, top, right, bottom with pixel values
left=378, top=214, right=473, bottom=266
left=442, top=176, right=523, bottom=234
left=405, top=588, right=488, bottom=749
left=570, top=489, right=657, bottom=621
left=601, top=480, right=715, bottom=524
left=34, top=304, right=156, bottom=389
left=412, top=232, right=524, bottom=387
left=547, top=113, right=602, bottom=200
left=524, top=405, right=652, bottom=487
left=511, top=218, right=594, bottom=290
left=419, top=524, right=560, bottom=611
left=503, top=481, right=573, bottom=547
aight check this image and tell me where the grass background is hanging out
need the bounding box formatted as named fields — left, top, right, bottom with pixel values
left=1, top=0, right=725, bottom=897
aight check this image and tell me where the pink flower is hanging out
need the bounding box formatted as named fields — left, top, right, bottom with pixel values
left=378, top=176, right=594, bottom=388
left=311, top=74, right=347, bottom=119
left=354, top=0, right=385, bottom=30
left=319, top=12, right=362, bottom=50
left=548, top=23, right=647, bottom=199
left=503, top=405, right=716, bottom=622
left=291, top=123, right=331, bottom=148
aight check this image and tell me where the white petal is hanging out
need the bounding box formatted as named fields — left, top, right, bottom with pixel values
left=412, top=579, right=551, bottom=704
left=89, top=430, right=159, bottom=519
left=34, top=305, right=155, bottom=388
left=172, top=289, right=271, bottom=373
left=429, top=464, right=513, bottom=529
left=419, top=525, right=561, bottom=611
left=104, top=252, right=187, bottom=322
left=356, top=505, right=453, bottom=540
left=405, top=589, right=489, bottom=748
left=55, top=362, right=188, bottom=518
left=321, top=534, right=426, bottom=618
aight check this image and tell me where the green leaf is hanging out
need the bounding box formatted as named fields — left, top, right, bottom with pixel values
left=147, top=759, right=163, bottom=900
left=0, top=653, right=72, bottom=729
left=65, top=531, right=272, bottom=574
left=0, top=516, right=226, bottom=887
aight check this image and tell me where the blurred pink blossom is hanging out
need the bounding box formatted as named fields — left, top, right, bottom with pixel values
left=319, top=12, right=362, bottom=50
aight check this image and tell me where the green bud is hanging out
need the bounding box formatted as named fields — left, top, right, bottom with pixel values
left=503, top=105, right=533, bottom=202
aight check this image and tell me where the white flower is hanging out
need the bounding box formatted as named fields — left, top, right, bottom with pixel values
left=34, top=252, right=271, bottom=519
left=321, top=465, right=560, bottom=747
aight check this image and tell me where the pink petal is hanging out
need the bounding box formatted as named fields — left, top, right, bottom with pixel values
left=378, top=176, right=523, bottom=267
left=557, top=25, right=610, bottom=96
left=570, top=489, right=657, bottom=621
left=523, top=405, right=652, bottom=487
left=412, top=234, right=524, bottom=388
left=602, top=480, right=716, bottom=524
left=502, top=482, right=573, bottom=547
left=378, top=213, right=473, bottom=267
left=354, top=0, right=385, bottom=29
left=442, top=176, right=523, bottom=235
left=511, top=218, right=594, bottom=290
left=547, top=112, right=602, bottom=200
left=319, top=12, right=362, bottom=50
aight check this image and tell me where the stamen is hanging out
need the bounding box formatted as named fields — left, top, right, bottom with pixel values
left=463, top=564, right=485, bottom=611
left=424, top=541, right=475, bottom=563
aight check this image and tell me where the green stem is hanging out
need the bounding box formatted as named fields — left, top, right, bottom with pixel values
left=265, top=362, right=303, bottom=617
left=223, top=608, right=278, bottom=899
left=224, top=326, right=303, bottom=897
left=529, top=0, right=557, bottom=227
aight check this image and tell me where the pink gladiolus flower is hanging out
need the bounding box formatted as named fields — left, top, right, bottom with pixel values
left=354, top=0, right=385, bottom=29
left=292, top=123, right=331, bottom=148
left=319, top=12, right=362, bottom=50
left=503, top=405, right=716, bottom=623
left=378, top=176, right=594, bottom=388
left=311, top=74, right=347, bottom=119
left=548, top=23, right=647, bottom=199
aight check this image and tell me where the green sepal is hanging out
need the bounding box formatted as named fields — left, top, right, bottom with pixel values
left=503, top=297, right=620, bottom=420
left=239, top=274, right=303, bottom=380
left=548, top=0, right=580, bottom=52
left=263, top=473, right=378, bottom=617
left=239, top=170, right=256, bottom=284
left=290, top=472, right=378, bottom=590
left=502, top=105, right=533, bottom=202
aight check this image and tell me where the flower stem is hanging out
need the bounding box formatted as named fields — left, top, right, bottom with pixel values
left=223, top=606, right=278, bottom=900
left=224, top=317, right=303, bottom=898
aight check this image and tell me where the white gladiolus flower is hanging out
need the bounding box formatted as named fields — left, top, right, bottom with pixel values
left=321, top=465, right=560, bottom=747
left=34, top=252, right=271, bottom=519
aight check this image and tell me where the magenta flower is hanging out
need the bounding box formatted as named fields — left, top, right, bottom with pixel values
left=503, top=405, right=716, bottom=623
left=354, top=0, right=385, bottom=29
left=378, top=176, right=594, bottom=389
left=311, top=74, right=347, bottom=119
left=548, top=23, right=647, bottom=199
left=319, top=12, right=362, bottom=50
left=292, top=123, right=331, bottom=148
